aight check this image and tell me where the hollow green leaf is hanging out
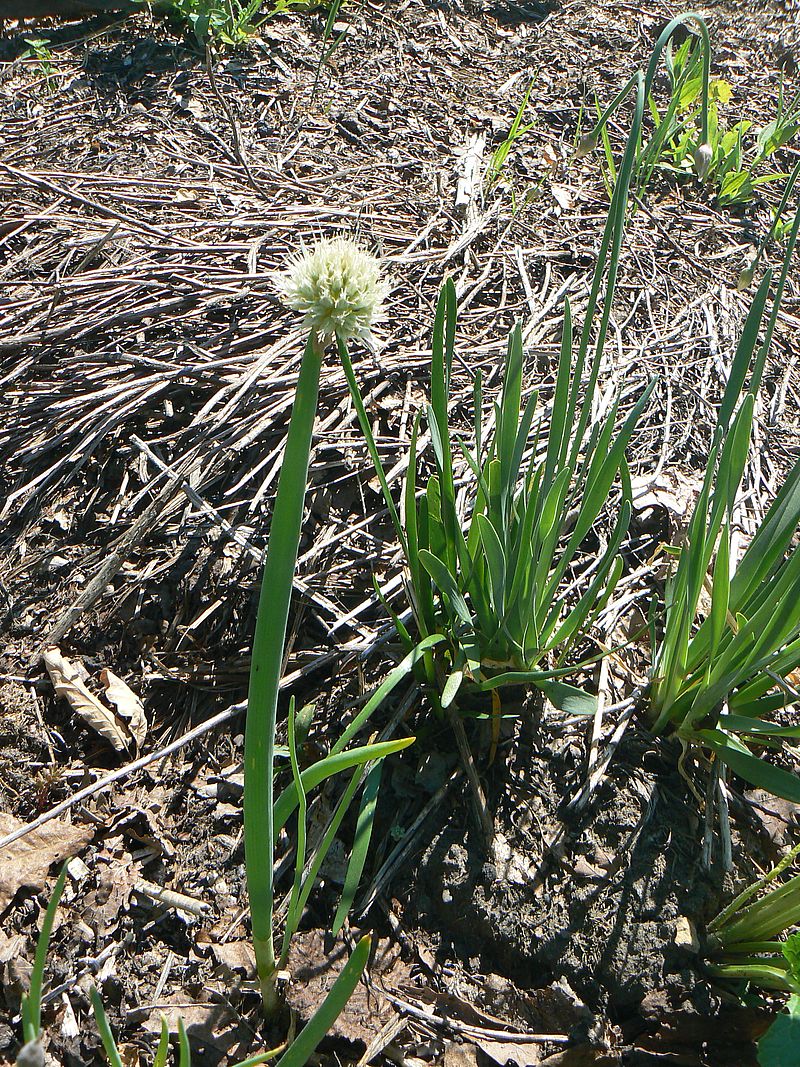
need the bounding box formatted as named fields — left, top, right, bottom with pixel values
left=22, top=863, right=67, bottom=1045
left=153, top=1018, right=170, bottom=1067
left=178, top=1018, right=192, bottom=1067
left=89, top=988, right=124, bottom=1067
left=330, top=764, right=382, bottom=936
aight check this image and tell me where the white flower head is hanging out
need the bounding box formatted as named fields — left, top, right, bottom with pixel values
left=277, top=236, right=390, bottom=345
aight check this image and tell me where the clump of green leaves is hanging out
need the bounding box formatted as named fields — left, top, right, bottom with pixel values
left=707, top=845, right=800, bottom=1066
left=580, top=13, right=800, bottom=208
left=342, top=77, right=653, bottom=715
left=151, top=0, right=265, bottom=46
left=646, top=192, right=800, bottom=801
left=22, top=37, right=58, bottom=93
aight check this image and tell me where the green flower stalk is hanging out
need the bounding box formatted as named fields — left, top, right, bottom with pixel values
left=245, top=237, right=388, bottom=1012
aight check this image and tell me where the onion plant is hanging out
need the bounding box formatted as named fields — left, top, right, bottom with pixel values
left=647, top=193, right=800, bottom=801
left=707, top=845, right=800, bottom=1065
left=16, top=864, right=370, bottom=1067
left=245, top=237, right=422, bottom=1012
left=342, top=76, right=653, bottom=714
left=580, top=14, right=800, bottom=208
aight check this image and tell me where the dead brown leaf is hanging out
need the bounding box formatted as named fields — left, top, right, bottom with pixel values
left=210, top=941, right=256, bottom=977
left=43, top=647, right=131, bottom=753
left=140, top=997, right=251, bottom=1059
left=471, top=1037, right=543, bottom=1067
left=81, top=848, right=139, bottom=935
left=100, top=669, right=147, bottom=750
left=0, top=928, right=25, bottom=965
left=0, top=814, right=92, bottom=910
left=287, top=930, right=407, bottom=1042
left=540, top=1049, right=618, bottom=1066
left=444, top=1043, right=481, bottom=1067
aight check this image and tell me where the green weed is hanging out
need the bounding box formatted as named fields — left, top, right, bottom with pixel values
left=152, top=0, right=265, bottom=46
left=580, top=14, right=800, bottom=209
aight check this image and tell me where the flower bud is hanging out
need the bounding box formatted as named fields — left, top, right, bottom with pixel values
left=737, top=258, right=757, bottom=291
left=276, top=237, right=389, bottom=344
left=693, top=142, right=712, bottom=181
left=574, top=131, right=598, bottom=160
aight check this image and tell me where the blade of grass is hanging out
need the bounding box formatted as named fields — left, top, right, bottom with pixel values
left=21, top=863, right=67, bottom=1046
left=89, top=988, right=124, bottom=1067
left=330, top=763, right=382, bottom=936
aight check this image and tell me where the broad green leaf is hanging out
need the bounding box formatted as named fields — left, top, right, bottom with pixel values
left=538, top=678, right=598, bottom=715
left=419, top=550, right=473, bottom=627
left=719, top=713, right=800, bottom=739
left=758, top=1006, right=800, bottom=1067
left=785, top=934, right=800, bottom=982
left=442, top=668, right=465, bottom=709
left=477, top=514, right=507, bottom=619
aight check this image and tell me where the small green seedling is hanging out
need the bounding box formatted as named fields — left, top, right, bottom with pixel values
left=23, top=38, right=57, bottom=92
left=486, top=77, right=537, bottom=187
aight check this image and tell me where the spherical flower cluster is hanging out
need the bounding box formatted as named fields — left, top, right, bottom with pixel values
left=276, top=236, right=390, bottom=345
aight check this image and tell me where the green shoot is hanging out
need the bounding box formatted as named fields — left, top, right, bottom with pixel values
left=486, top=77, right=537, bottom=187
left=20, top=864, right=67, bottom=1048
left=90, top=988, right=125, bottom=1067
left=311, top=0, right=352, bottom=99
